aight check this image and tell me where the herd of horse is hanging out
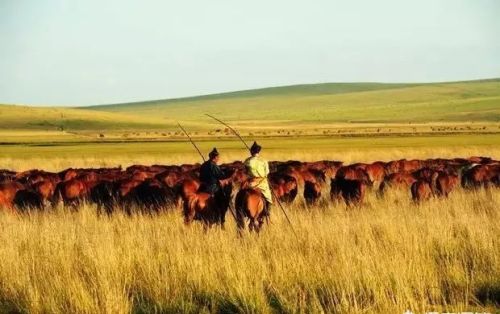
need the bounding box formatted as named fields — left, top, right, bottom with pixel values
left=0, top=156, right=499, bottom=231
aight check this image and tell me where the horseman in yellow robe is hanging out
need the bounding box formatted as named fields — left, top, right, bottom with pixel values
left=244, top=142, right=273, bottom=213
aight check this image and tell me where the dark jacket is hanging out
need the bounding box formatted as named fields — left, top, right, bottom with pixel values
left=199, top=160, right=226, bottom=194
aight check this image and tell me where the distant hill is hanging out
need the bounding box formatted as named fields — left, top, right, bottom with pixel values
left=88, top=82, right=419, bottom=110
left=0, top=104, right=169, bottom=131
left=86, top=79, right=500, bottom=123
left=1, top=79, right=499, bottom=132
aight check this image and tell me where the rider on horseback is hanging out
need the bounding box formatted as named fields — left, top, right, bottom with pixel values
left=199, top=148, right=227, bottom=193
left=198, top=148, right=231, bottom=211
left=244, top=142, right=273, bottom=215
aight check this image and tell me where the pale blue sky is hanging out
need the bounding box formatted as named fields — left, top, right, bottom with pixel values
left=1, top=0, right=499, bottom=106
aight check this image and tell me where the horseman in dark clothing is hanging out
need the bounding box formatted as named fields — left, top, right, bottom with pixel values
left=198, top=147, right=233, bottom=218
left=183, top=148, right=233, bottom=227
left=199, top=148, right=229, bottom=194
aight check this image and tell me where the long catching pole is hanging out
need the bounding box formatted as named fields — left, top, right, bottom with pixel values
left=177, top=122, right=205, bottom=162
left=205, top=114, right=250, bottom=150
left=177, top=122, right=238, bottom=222
left=204, top=114, right=298, bottom=238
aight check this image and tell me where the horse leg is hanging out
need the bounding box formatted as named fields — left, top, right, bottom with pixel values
left=123, top=200, right=133, bottom=216
left=183, top=203, right=196, bottom=225
left=248, top=218, right=255, bottom=232
left=69, top=198, right=79, bottom=211
left=203, top=221, right=210, bottom=232
left=175, top=195, right=183, bottom=210
left=236, top=207, right=246, bottom=231
left=219, top=207, right=225, bottom=226
left=257, top=216, right=265, bottom=233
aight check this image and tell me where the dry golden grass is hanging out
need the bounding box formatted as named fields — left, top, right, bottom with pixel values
left=0, top=187, right=498, bottom=313
left=1, top=145, right=499, bottom=313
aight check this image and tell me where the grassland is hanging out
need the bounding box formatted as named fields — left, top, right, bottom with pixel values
left=0, top=186, right=498, bottom=313
left=1, top=134, right=499, bottom=171
left=1, top=80, right=499, bottom=168
left=1, top=79, right=500, bottom=135
left=0, top=104, right=169, bottom=131
left=1, top=79, right=500, bottom=313
left=1, top=79, right=500, bottom=171
left=88, top=79, right=500, bottom=124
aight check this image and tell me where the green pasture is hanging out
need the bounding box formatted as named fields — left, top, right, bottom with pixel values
left=1, top=78, right=499, bottom=169
left=88, top=79, right=500, bottom=124
left=1, top=79, right=500, bottom=134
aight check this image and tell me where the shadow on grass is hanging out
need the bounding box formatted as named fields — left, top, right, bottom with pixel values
left=0, top=296, right=24, bottom=314
left=475, top=282, right=500, bottom=307
left=130, top=288, right=256, bottom=314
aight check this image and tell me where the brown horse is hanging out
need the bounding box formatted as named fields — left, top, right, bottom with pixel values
left=235, top=187, right=268, bottom=233
left=0, top=181, right=25, bottom=211
left=411, top=180, right=433, bottom=202
left=182, top=182, right=232, bottom=229
left=175, top=178, right=200, bottom=209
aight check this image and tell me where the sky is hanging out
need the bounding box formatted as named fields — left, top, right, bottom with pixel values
left=0, top=0, right=499, bottom=106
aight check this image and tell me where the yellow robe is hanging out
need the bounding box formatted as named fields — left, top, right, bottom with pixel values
left=244, top=156, right=273, bottom=203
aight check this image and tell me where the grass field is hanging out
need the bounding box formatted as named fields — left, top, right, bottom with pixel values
left=0, top=104, right=170, bottom=131
left=1, top=80, right=498, bottom=168
left=1, top=134, right=499, bottom=171
left=1, top=79, right=500, bottom=313
left=88, top=79, right=500, bottom=124
left=1, top=79, right=500, bottom=135
left=0, top=186, right=498, bottom=313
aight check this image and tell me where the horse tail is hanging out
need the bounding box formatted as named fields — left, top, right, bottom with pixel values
left=183, top=194, right=198, bottom=225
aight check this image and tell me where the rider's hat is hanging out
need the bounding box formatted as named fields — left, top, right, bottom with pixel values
left=250, top=141, right=261, bottom=155
left=209, top=147, right=219, bottom=159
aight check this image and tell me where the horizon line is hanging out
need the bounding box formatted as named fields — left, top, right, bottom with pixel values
left=2, top=77, right=499, bottom=108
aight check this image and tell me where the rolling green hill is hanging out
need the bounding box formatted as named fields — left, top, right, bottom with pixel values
left=88, top=82, right=419, bottom=110
left=0, top=104, right=169, bottom=131
left=1, top=79, right=499, bottom=133
left=88, top=79, right=500, bottom=124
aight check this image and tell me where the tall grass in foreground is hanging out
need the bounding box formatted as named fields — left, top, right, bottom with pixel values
left=0, top=188, right=498, bottom=314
